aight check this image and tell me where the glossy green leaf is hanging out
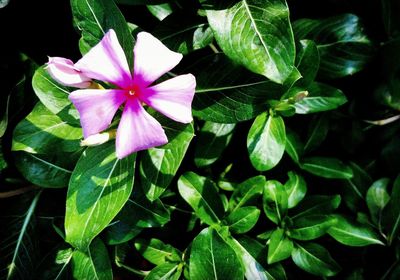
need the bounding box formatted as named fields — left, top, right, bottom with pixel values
left=115, top=0, right=167, bottom=4
left=65, top=142, right=136, bottom=250
left=290, top=195, right=341, bottom=219
left=35, top=247, right=73, bottom=280
left=32, top=67, right=79, bottom=125
left=190, top=54, right=283, bottom=123
left=229, top=175, right=266, bottom=212
left=285, top=128, right=304, bottom=163
left=71, top=0, right=134, bottom=67
left=328, top=215, right=384, bottom=246
left=178, top=172, right=224, bottom=225
left=225, top=206, right=260, bottom=234
left=71, top=238, right=112, bottom=280
left=268, top=228, right=293, bottom=264
left=288, top=83, right=347, bottom=114
left=145, top=262, right=181, bottom=280
left=366, top=178, right=390, bottom=225
left=190, top=227, right=244, bottom=280
left=12, top=103, right=82, bottom=154
left=383, top=175, right=400, bottom=244
left=300, top=157, right=353, bottom=179
left=135, top=238, right=181, bottom=265
left=263, top=180, right=288, bottom=224
left=140, top=119, right=194, bottom=201
left=227, top=236, right=280, bottom=280
left=13, top=152, right=75, bottom=188
left=148, top=3, right=173, bottom=21
left=247, top=113, right=286, bottom=171
left=205, top=0, right=296, bottom=84
left=195, top=122, right=235, bottom=168
left=284, top=171, right=307, bottom=208
left=295, top=40, right=320, bottom=87
left=288, top=215, right=337, bottom=241
left=153, top=12, right=213, bottom=55
left=342, top=162, right=372, bottom=213
left=292, top=242, right=341, bottom=277
left=293, top=13, right=374, bottom=79
left=0, top=93, right=10, bottom=138
left=304, top=114, right=329, bottom=152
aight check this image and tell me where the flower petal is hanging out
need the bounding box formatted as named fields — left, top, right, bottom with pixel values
left=46, top=57, right=92, bottom=88
left=75, top=29, right=132, bottom=88
left=116, top=98, right=168, bottom=158
left=69, top=89, right=126, bottom=138
left=140, top=74, right=196, bottom=123
left=133, top=32, right=183, bottom=87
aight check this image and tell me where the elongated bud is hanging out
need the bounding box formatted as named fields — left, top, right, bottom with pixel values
left=80, top=130, right=117, bottom=147
left=46, top=57, right=92, bottom=88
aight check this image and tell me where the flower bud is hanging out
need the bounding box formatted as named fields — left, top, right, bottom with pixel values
left=46, top=57, right=92, bottom=88
left=80, top=130, right=116, bottom=147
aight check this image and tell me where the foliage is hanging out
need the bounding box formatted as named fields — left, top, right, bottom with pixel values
left=1, top=0, right=400, bottom=279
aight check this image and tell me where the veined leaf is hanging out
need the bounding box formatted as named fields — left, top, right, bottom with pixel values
left=304, top=114, right=329, bottom=152
left=292, top=242, right=341, bottom=277
left=247, top=113, right=286, bottom=171
left=71, top=0, right=134, bottom=67
left=285, top=128, right=304, bottom=163
left=189, top=227, right=244, bottom=280
left=178, top=172, right=224, bottom=225
left=263, top=180, right=288, bottom=224
left=140, top=118, right=194, bottom=201
left=295, top=39, right=320, bottom=87
left=71, top=238, right=112, bottom=280
left=366, top=178, right=390, bottom=225
left=300, top=157, right=353, bottom=179
left=284, top=171, right=307, bottom=208
left=148, top=3, right=173, bottom=21
left=288, top=215, right=337, bottom=241
left=195, top=122, right=235, bottom=168
left=225, top=206, right=260, bottom=234
left=65, top=142, right=136, bottom=250
left=268, top=228, right=293, bottom=264
left=383, top=175, right=400, bottom=244
left=290, top=195, right=341, bottom=219
left=205, top=0, right=296, bottom=84
left=135, top=238, right=181, bottom=266
left=229, top=175, right=266, bottom=212
left=145, top=262, right=181, bottom=280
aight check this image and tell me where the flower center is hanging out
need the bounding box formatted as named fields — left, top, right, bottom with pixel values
left=128, top=89, right=135, bottom=96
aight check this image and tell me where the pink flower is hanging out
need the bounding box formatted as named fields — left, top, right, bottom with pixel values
left=64, top=29, right=195, bottom=158
left=46, top=57, right=92, bottom=88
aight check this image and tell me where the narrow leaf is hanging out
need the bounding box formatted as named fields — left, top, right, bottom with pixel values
left=300, top=157, right=353, bottom=179
left=288, top=215, right=337, bottom=241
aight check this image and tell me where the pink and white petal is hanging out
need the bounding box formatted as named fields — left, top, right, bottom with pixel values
left=116, top=98, right=168, bottom=159
left=69, top=89, right=126, bottom=138
left=46, top=57, right=91, bottom=88
left=75, top=29, right=132, bottom=88
left=133, top=32, right=183, bottom=87
left=140, top=74, right=196, bottom=124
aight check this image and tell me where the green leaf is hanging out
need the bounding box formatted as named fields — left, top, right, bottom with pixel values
left=0, top=93, right=10, bottom=138
left=13, top=152, right=75, bottom=188
left=285, top=128, right=304, bottom=163
left=225, top=206, right=260, bottom=234
left=328, top=215, right=384, bottom=246
left=229, top=175, right=265, bottom=212
left=145, top=262, right=181, bottom=280
left=292, top=242, right=341, bottom=277
left=177, top=172, right=224, bottom=225
left=205, top=0, right=296, bottom=84
left=226, top=236, right=279, bottom=280
left=71, top=238, right=112, bottom=280
left=293, top=13, right=374, bottom=79
left=71, top=0, right=134, bottom=67
left=383, top=175, right=400, bottom=244
left=195, top=122, right=235, bottom=168
left=288, top=83, right=347, bottom=114
left=1, top=192, right=41, bottom=280
left=366, top=178, right=390, bottom=225
left=189, top=227, right=244, bottom=280
left=247, top=113, right=286, bottom=171
left=341, top=162, right=372, bottom=213
left=32, top=67, right=79, bottom=125
left=290, top=195, right=341, bottom=219
left=115, top=0, right=167, bottom=4
left=263, top=180, right=288, bottom=224
left=35, top=247, right=73, bottom=280
left=65, top=142, right=136, bottom=250
left=135, top=238, right=181, bottom=265
left=304, top=114, right=329, bottom=152
left=190, top=54, right=283, bottom=123
left=12, top=103, right=82, bottom=154
left=284, top=171, right=307, bottom=208
left=295, top=40, right=320, bottom=87
left=140, top=119, right=194, bottom=201
left=268, top=228, right=293, bottom=264
left=300, top=157, right=353, bottom=179
left=288, top=215, right=337, bottom=241
left=153, top=12, right=214, bottom=55
left=147, top=3, right=173, bottom=21
left=382, top=0, right=400, bottom=36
